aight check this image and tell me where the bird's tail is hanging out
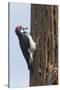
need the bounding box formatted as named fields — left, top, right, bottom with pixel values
left=28, top=63, right=34, bottom=73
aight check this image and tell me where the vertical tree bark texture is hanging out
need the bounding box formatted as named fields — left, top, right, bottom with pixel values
left=30, top=4, right=58, bottom=86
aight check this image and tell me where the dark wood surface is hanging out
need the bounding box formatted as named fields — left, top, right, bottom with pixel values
left=30, top=4, right=58, bottom=86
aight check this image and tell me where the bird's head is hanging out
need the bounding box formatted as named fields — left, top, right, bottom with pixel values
left=15, top=26, right=23, bottom=32
left=15, top=25, right=28, bottom=34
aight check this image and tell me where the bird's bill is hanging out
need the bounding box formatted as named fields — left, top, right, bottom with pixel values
left=23, top=27, right=28, bottom=30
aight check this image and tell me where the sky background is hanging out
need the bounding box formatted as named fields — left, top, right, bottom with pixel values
left=9, top=3, right=31, bottom=88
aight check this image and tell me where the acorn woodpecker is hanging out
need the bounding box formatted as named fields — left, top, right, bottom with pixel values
left=15, top=26, right=36, bottom=71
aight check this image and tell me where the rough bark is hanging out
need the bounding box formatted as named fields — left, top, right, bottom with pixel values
left=30, top=4, right=58, bottom=86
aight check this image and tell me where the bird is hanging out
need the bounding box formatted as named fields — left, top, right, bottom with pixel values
left=15, top=25, right=36, bottom=71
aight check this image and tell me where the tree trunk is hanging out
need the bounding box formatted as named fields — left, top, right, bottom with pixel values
left=30, top=4, right=58, bottom=86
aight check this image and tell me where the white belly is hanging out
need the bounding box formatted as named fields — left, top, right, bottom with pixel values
left=26, top=33, right=36, bottom=63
